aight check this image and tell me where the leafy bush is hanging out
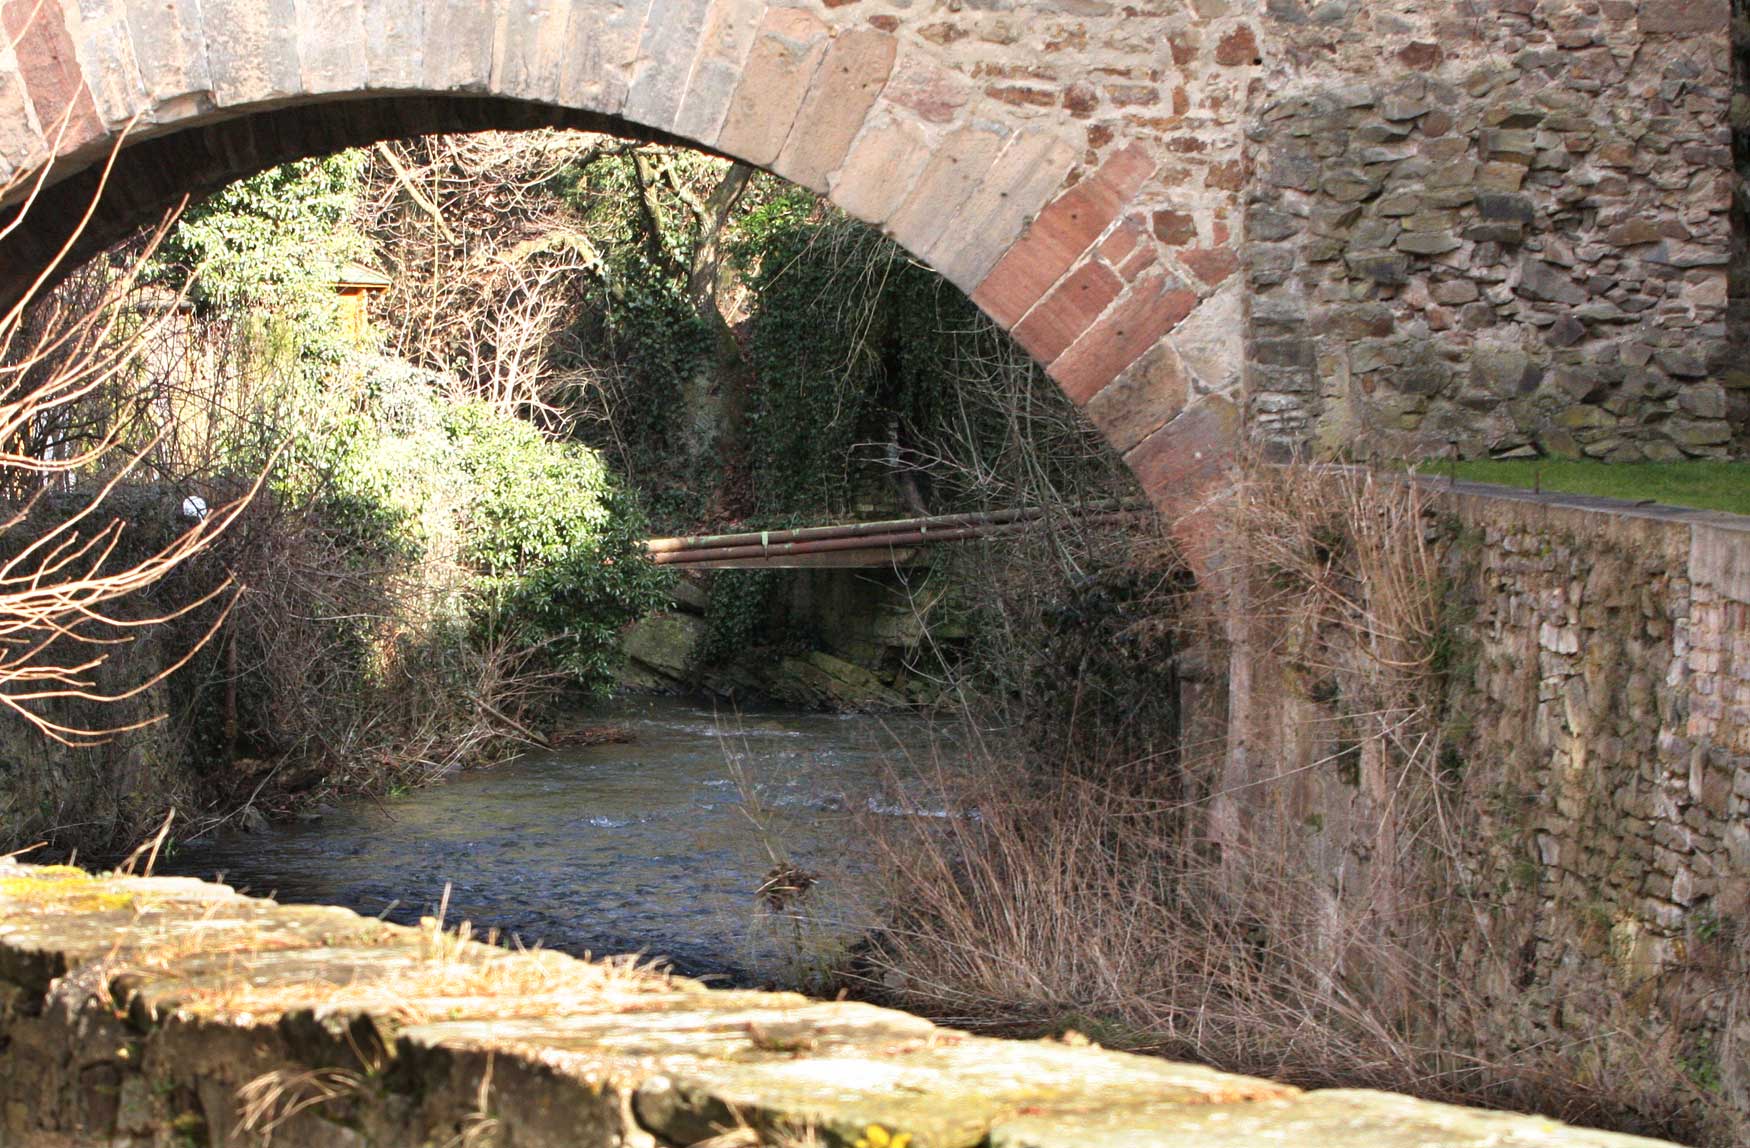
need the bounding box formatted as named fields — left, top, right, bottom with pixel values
left=443, top=399, right=672, bottom=690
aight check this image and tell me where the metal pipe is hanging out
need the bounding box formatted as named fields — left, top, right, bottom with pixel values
left=643, top=499, right=1147, bottom=555
left=650, top=512, right=1143, bottom=565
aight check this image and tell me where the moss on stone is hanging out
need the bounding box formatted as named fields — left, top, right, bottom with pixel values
left=0, top=870, right=136, bottom=912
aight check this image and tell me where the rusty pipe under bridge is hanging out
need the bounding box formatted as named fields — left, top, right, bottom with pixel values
left=643, top=502, right=1149, bottom=569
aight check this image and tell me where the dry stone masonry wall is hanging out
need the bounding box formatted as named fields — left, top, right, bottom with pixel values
left=1221, top=485, right=1750, bottom=1135
left=1245, top=0, right=1748, bottom=463
left=1441, top=491, right=1750, bottom=1122
left=1734, top=0, right=1750, bottom=364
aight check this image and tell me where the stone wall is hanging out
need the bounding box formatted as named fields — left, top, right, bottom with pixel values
left=1216, top=481, right=1750, bottom=1136
left=4, top=0, right=1747, bottom=485
left=0, top=860, right=1678, bottom=1148
left=620, top=566, right=956, bottom=709
left=1246, top=1, right=1749, bottom=463
left=1732, top=0, right=1750, bottom=373
left=1437, top=489, right=1748, bottom=1128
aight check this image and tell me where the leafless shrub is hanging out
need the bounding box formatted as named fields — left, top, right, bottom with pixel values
left=359, top=132, right=613, bottom=428
left=0, top=142, right=257, bottom=746
left=852, top=462, right=1727, bottom=1145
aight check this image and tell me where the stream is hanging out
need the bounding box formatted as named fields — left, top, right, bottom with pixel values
left=160, top=696, right=949, bottom=985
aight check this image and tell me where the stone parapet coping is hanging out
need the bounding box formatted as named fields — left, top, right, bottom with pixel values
left=0, top=862, right=1676, bottom=1147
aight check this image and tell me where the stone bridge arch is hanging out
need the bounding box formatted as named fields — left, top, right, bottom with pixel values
left=0, top=0, right=1254, bottom=519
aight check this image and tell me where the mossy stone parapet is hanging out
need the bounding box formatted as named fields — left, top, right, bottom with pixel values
left=0, top=861, right=1678, bottom=1147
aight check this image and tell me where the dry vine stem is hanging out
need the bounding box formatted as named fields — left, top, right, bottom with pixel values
left=0, top=128, right=260, bottom=744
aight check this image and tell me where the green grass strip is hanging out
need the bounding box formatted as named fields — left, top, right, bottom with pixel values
left=1407, top=459, right=1750, bottom=517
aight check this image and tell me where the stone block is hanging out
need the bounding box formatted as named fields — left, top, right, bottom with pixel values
left=202, top=0, right=301, bottom=104
left=497, top=0, right=581, bottom=102
left=716, top=6, right=829, bottom=166
left=123, top=0, right=210, bottom=103
left=559, top=0, right=655, bottom=115
left=885, top=118, right=1007, bottom=261
left=1345, top=251, right=1408, bottom=284
left=1179, top=247, right=1239, bottom=287
left=1123, top=394, right=1239, bottom=517
left=1666, top=419, right=1732, bottom=447
left=1050, top=271, right=1198, bottom=404
left=970, top=143, right=1154, bottom=328
left=361, top=0, right=423, bottom=89
left=296, top=0, right=367, bottom=94
left=1432, top=279, right=1480, bottom=305
left=879, top=52, right=974, bottom=126
left=0, top=63, right=37, bottom=179
left=1011, top=260, right=1122, bottom=363
left=1083, top=341, right=1190, bottom=453
left=1639, top=0, right=1726, bottom=33
left=926, top=126, right=1077, bottom=291
left=1476, top=193, right=1534, bottom=223
left=1518, top=260, right=1586, bottom=305
left=1397, top=233, right=1460, bottom=255
left=773, top=29, right=896, bottom=194
left=50, top=0, right=148, bottom=128
left=4, top=0, right=103, bottom=146
left=672, top=0, right=767, bottom=144
left=421, top=0, right=496, bottom=92
left=621, top=0, right=716, bottom=129
left=1171, top=279, right=1244, bottom=396
left=828, top=108, right=929, bottom=225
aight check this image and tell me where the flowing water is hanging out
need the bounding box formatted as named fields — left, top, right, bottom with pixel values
left=161, top=696, right=949, bottom=985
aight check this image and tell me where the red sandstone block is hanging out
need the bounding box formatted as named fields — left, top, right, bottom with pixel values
left=1117, top=243, right=1157, bottom=280
left=4, top=0, right=104, bottom=154
left=1178, top=246, right=1238, bottom=287
left=1048, top=271, right=1197, bottom=405
left=1097, top=217, right=1144, bottom=266
left=970, top=143, right=1155, bottom=329
left=1123, top=394, right=1239, bottom=519
left=1083, top=341, right=1189, bottom=455
left=1011, top=260, right=1122, bottom=363
left=1214, top=23, right=1259, bottom=66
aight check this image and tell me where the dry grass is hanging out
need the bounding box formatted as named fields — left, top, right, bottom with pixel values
left=847, top=462, right=1733, bottom=1146
left=96, top=880, right=678, bottom=1035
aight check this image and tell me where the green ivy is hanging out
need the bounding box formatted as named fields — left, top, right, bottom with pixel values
left=443, top=399, right=674, bottom=690
left=154, top=154, right=368, bottom=365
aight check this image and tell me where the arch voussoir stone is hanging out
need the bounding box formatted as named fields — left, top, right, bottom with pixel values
left=0, top=0, right=1250, bottom=519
